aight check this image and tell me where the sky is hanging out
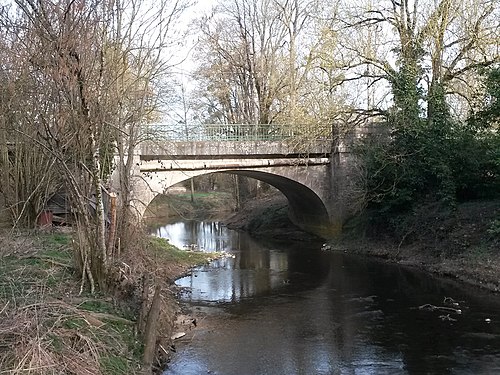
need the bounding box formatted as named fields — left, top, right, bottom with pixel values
left=172, top=0, right=217, bottom=76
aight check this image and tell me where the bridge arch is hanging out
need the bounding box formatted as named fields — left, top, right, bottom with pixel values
left=111, top=137, right=345, bottom=238
left=228, top=170, right=330, bottom=233
left=135, top=165, right=332, bottom=237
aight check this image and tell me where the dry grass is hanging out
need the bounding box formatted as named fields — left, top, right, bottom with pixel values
left=116, top=234, right=218, bottom=370
left=0, top=230, right=139, bottom=375
left=0, top=228, right=219, bottom=374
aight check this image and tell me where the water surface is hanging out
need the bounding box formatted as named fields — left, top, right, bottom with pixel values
left=153, top=220, right=500, bottom=375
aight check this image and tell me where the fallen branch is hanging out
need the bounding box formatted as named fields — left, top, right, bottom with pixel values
left=0, top=301, right=9, bottom=315
left=18, top=255, right=72, bottom=268
left=418, top=304, right=462, bottom=314
left=90, top=312, right=135, bottom=326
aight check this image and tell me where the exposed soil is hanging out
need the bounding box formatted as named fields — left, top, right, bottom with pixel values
left=333, top=199, right=500, bottom=292
left=224, top=192, right=321, bottom=242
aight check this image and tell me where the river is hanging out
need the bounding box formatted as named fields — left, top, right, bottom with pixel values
left=151, top=220, right=500, bottom=375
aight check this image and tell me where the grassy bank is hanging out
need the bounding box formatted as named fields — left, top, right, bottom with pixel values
left=0, top=230, right=216, bottom=374
left=145, top=192, right=235, bottom=221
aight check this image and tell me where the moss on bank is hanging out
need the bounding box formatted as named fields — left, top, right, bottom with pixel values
left=147, top=237, right=216, bottom=266
left=0, top=230, right=216, bottom=374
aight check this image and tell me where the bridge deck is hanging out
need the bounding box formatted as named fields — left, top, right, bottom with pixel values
left=139, top=157, right=330, bottom=172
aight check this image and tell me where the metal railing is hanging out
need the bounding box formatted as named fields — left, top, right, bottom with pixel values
left=141, top=123, right=333, bottom=142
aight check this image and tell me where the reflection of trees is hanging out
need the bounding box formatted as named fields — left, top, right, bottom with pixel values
left=174, top=221, right=331, bottom=303
left=176, top=242, right=500, bottom=373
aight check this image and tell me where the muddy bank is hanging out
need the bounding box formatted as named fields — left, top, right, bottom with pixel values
left=224, top=193, right=321, bottom=242
left=325, top=238, right=500, bottom=293
left=328, top=199, right=500, bottom=292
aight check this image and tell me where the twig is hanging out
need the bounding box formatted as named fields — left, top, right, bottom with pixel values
left=18, top=255, right=72, bottom=269
left=90, top=312, right=135, bottom=325
left=395, top=228, right=414, bottom=257
left=0, top=301, right=9, bottom=315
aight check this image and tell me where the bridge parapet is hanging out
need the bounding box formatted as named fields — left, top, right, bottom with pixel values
left=140, top=139, right=332, bottom=159
left=141, top=123, right=332, bottom=142
left=140, top=123, right=333, bottom=157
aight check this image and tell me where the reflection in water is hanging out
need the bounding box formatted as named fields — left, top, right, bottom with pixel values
left=157, top=220, right=500, bottom=375
left=154, top=220, right=311, bottom=303
left=177, top=248, right=290, bottom=303
left=153, top=221, right=231, bottom=252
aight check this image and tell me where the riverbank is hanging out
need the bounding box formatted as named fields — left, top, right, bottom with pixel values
left=226, top=195, right=500, bottom=293
left=145, top=191, right=235, bottom=221
left=333, top=199, right=500, bottom=292
left=0, top=229, right=217, bottom=374
left=224, top=192, right=321, bottom=242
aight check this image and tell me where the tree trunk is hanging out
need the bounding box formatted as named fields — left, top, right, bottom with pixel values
left=141, top=283, right=162, bottom=373
left=190, top=178, right=195, bottom=202
left=91, top=134, right=108, bottom=286
left=107, top=192, right=118, bottom=258
left=0, top=117, right=9, bottom=212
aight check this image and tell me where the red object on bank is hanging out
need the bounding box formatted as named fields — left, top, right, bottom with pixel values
left=38, top=211, right=53, bottom=227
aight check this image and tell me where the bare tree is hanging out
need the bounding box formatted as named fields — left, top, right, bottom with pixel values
left=193, top=0, right=322, bottom=129
left=0, top=7, right=60, bottom=228
left=316, top=0, right=500, bottom=122
left=0, top=0, right=190, bottom=292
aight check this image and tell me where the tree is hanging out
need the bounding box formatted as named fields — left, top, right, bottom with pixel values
left=0, top=6, right=59, bottom=228
left=193, top=0, right=322, bottom=129
left=0, top=0, right=190, bottom=292
left=317, top=0, right=500, bottom=214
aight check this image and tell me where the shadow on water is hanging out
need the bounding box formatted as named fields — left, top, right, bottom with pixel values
left=154, top=220, right=500, bottom=375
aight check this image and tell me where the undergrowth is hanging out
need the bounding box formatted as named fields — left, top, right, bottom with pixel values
left=0, top=229, right=219, bottom=375
left=145, top=191, right=235, bottom=221
left=0, top=231, right=140, bottom=374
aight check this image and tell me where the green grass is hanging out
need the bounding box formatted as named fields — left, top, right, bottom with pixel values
left=44, top=232, right=71, bottom=246
left=78, top=299, right=116, bottom=314
left=40, top=233, right=72, bottom=260
left=100, top=355, right=132, bottom=374
left=48, top=333, right=65, bottom=353
left=148, top=236, right=216, bottom=265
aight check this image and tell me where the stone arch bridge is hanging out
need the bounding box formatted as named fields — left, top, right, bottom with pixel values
left=113, top=125, right=359, bottom=238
